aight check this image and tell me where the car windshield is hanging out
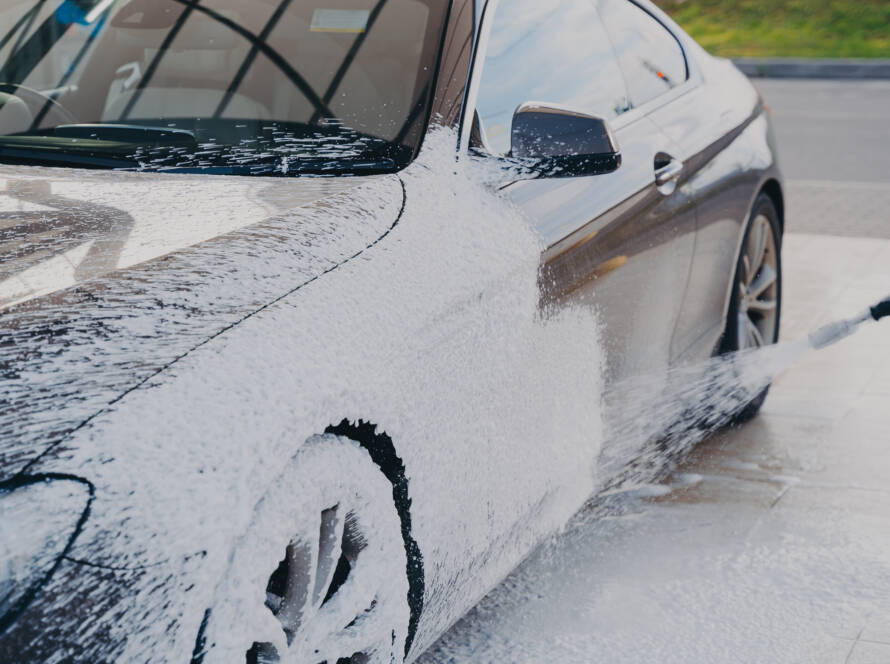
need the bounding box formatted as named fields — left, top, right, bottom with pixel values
left=0, top=0, right=449, bottom=175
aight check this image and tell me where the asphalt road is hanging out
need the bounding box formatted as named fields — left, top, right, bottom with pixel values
left=754, top=79, right=890, bottom=239
left=417, top=81, right=890, bottom=664
left=755, top=79, right=890, bottom=185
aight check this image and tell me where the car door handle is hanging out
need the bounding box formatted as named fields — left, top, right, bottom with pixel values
left=655, top=158, right=684, bottom=187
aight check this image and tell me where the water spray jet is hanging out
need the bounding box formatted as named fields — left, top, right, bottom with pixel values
left=600, top=296, right=890, bottom=492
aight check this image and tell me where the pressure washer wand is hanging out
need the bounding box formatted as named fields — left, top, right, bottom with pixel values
left=808, top=296, right=890, bottom=350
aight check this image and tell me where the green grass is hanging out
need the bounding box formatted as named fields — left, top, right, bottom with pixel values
left=652, top=0, right=890, bottom=58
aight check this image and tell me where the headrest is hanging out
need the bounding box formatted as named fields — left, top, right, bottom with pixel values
left=0, top=93, right=33, bottom=136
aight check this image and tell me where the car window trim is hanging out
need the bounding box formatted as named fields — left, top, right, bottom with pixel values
left=464, top=0, right=637, bottom=155
left=458, top=0, right=499, bottom=155
left=611, top=73, right=699, bottom=132
left=619, top=0, right=690, bottom=82
left=604, top=0, right=703, bottom=129
left=459, top=0, right=703, bottom=156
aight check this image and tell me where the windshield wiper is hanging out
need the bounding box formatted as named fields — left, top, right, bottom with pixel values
left=0, top=124, right=196, bottom=169
left=0, top=122, right=405, bottom=175
left=159, top=156, right=398, bottom=177
left=52, top=123, right=196, bottom=145
left=0, top=144, right=136, bottom=169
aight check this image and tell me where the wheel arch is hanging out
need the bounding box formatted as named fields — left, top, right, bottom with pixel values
left=324, top=419, right=425, bottom=660
left=760, top=178, right=785, bottom=235
left=190, top=420, right=424, bottom=664
left=715, top=180, right=784, bottom=355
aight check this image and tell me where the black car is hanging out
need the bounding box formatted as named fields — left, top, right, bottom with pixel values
left=0, top=0, right=783, bottom=661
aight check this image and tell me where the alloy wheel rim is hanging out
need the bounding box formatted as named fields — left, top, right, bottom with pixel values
left=247, top=502, right=399, bottom=664
left=736, top=214, right=779, bottom=350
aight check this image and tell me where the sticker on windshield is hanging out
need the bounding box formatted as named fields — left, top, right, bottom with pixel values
left=310, top=9, right=371, bottom=33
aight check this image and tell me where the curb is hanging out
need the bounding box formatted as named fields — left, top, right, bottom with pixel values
left=733, top=58, right=890, bottom=80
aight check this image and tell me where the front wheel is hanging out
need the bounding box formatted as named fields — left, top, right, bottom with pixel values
left=720, top=194, right=783, bottom=422
left=200, top=435, right=410, bottom=664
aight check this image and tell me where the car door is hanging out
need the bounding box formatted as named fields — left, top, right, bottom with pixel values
left=471, top=0, right=697, bottom=386
left=596, top=0, right=726, bottom=361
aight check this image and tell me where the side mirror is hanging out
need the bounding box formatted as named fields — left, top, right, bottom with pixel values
left=509, top=103, right=621, bottom=179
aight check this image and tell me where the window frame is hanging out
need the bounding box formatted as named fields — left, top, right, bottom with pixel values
left=459, top=0, right=703, bottom=156
left=598, top=0, right=691, bottom=114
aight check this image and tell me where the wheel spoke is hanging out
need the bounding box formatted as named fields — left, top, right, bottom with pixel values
left=291, top=561, right=382, bottom=662
left=748, top=297, right=777, bottom=313
left=240, top=437, right=408, bottom=664
left=745, top=316, right=766, bottom=347
left=274, top=514, right=320, bottom=641
left=746, top=217, right=768, bottom=284
left=305, top=563, right=379, bottom=645
left=737, top=313, right=749, bottom=349
left=312, top=506, right=345, bottom=609
left=259, top=510, right=396, bottom=662
left=747, top=263, right=777, bottom=299
left=325, top=597, right=391, bottom=658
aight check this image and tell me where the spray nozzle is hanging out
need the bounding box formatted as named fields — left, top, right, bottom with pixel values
left=808, top=294, right=890, bottom=350
left=870, top=297, right=890, bottom=322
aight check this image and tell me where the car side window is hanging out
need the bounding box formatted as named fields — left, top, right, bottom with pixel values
left=597, top=0, right=688, bottom=109
left=474, top=0, right=629, bottom=156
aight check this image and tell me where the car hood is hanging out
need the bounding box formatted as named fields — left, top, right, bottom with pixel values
left=0, top=166, right=405, bottom=481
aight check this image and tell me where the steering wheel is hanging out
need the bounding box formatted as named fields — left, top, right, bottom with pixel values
left=0, top=83, right=78, bottom=129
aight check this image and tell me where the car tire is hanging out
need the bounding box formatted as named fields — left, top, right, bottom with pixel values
left=198, top=434, right=410, bottom=664
left=720, top=193, right=783, bottom=424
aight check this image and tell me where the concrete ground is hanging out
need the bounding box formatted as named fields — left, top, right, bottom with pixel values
left=417, top=82, right=890, bottom=663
